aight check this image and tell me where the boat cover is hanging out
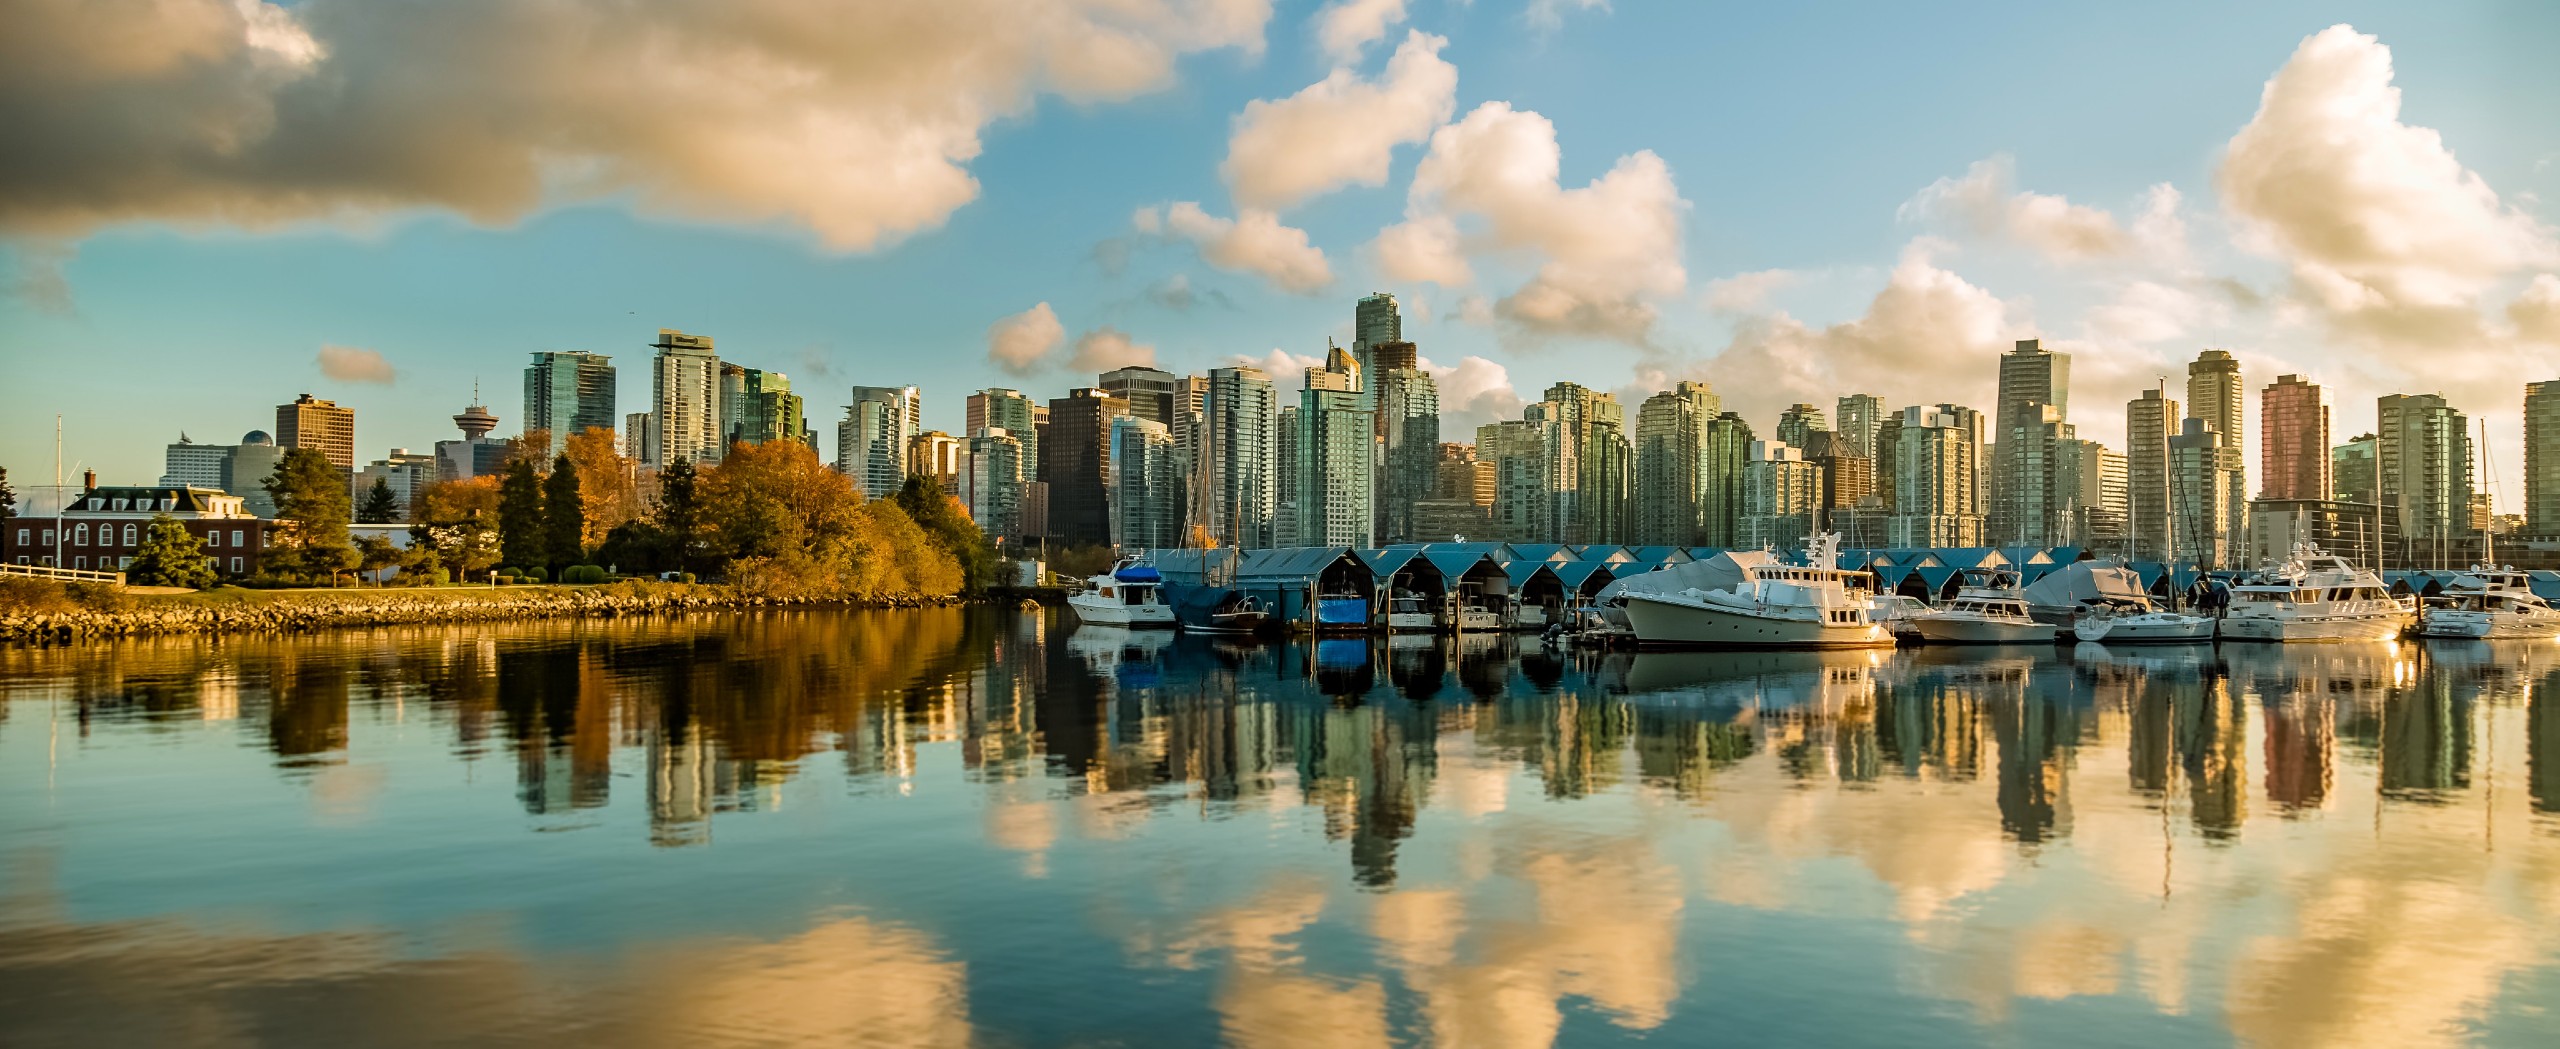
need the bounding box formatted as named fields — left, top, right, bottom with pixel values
left=2018, top=559, right=2149, bottom=611
left=1594, top=550, right=1779, bottom=601
left=1113, top=564, right=1163, bottom=583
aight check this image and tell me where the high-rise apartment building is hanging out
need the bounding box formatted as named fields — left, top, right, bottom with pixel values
left=907, top=430, right=964, bottom=493
left=1478, top=420, right=1551, bottom=545
left=1200, top=367, right=1278, bottom=549
left=2334, top=434, right=2378, bottom=506
left=961, top=428, right=1025, bottom=539
left=2258, top=373, right=2329, bottom=501
left=2001, top=403, right=2076, bottom=547
left=2377, top=393, right=2474, bottom=565
left=277, top=393, right=356, bottom=470
left=1834, top=394, right=1885, bottom=462
left=523, top=351, right=617, bottom=456
left=623, top=412, right=650, bottom=461
left=1633, top=382, right=1721, bottom=546
left=721, top=364, right=807, bottom=449
left=2055, top=438, right=2128, bottom=548
left=1888, top=404, right=1985, bottom=548
left=1296, top=361, right=1375, bottom=547
left=1740, top=440, right=1823, bottom=551
left=1702, top=413, right=1755, bottom=547
left=2527, top=381, right=2560, bottom=538
left=2125, top=387, right=2180, bottom=560
left=1775, top=403, right=1828, bottom=450
left=1042, top=389, right=1130, bottom=548
left=2188, top=349, right=2247, bottom=547
left=1802, top=430, right=1875, bottom=528
left=838, top=384, right=921, bottom=501
left=1374, top=367, right=1440, bottom=543
left=647, top=330, right=722, bottom=467
left=1109, top=416, right=1179, bottom=551
left=1274, top=405, right=1301, bottom=546
left=1412, top=442, right=1493, bottom=542
left=1990, top=339, right=2068, bottom=546
left=1532, top=382, right=1630, bottom=544
left=1099, top=366, right=1179, bottom=427
left=968, top=389, right=1042, bottom=479
left=1351, top=293, right=1402, bottom=412
left=2169, top=418, right=2240, bottom=568
left=162, top=435, right=232, bottom=489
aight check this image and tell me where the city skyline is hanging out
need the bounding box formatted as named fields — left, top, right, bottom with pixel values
left=4, top=5, right=2556, bottom=510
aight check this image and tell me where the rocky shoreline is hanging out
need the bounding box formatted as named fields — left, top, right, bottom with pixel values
left=0, top=585, right=968, bottom=645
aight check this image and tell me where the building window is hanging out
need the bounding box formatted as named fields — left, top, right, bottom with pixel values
left=111, top=498, right=128, bottom=511
left=233, top=530, right=246, bottom=547
left=161, top=498, right=176, bottom=511
left=74, top=524, right=88, bottom=545
left=205, top=530, right=220, bottom=548
left=12, top=528, right=24, bottom=546
left=122, top=524, right=138, bottom=546
left=230, top=557, right=245, bottom=574
left=74, top=556, right=86, bottom=569
left=40, top=529, right=52, bottom=545
left=119, top=557, right=132, bottom=570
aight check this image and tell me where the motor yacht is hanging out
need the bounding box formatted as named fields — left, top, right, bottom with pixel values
left=2070, top=599, right=2216, bottom=644
left=1909, top=569, right=2058, bottom=644
left=1451, top=604, right=1501, bottom=633
left=1066, top=556, right=1178, bottom=628
left=1620, top=534, right=1892, bottom=649
left=2416, top=564, right=2560, bottom=640
left=1385, top=591, right=1438, bottom=633
left=2218, top=542, right=2412, bottom=642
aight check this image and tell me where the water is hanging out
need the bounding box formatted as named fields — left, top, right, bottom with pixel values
left=4, top=609, right=2559, bottom=1047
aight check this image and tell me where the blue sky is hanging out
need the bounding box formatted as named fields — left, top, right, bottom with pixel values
left=3, top=0, right=2555, bottom=505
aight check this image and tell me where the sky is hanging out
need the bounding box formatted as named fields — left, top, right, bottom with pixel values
left=3, top=0, right=2557, bottom=511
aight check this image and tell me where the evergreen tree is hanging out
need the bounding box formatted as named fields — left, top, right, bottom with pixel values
left=125, top=515, right=217, bottom=589
left=657, top=457, right=705, bottom=576
left=543, top=453, right=585, bottom=570
left=354, top=532, right=402, bottom=584
left=357, top=477, right=400, bottom=523
left=263, top=448, right=355, bottom=579
left=0, top=466, right=16, bottom=526
left=497, top=457, right=546, bottom=571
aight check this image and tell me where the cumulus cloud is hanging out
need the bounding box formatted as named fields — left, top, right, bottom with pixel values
left=1376, top=102, right=1689, bottom=343
left=317, top=343, right=396, bottom=384
left=2513, top=274, right=2560, bottom=344
left=2219, top=24, right=2557, bottom=342
left=2083, top=280, right=2223, bottom=345
left=1702, top=269, right=1803, bottom=314
left=1223, top=30, right=1456, bottom=210
left=0, top=0, right=1273, bottom=249
left=1145, top=202, right=1333, bottom=293
left=1233, top=348, right=1326, bottom=380
left=1069, top=327, right=1158, bottom=373
left=1901, top=155, right=2135, bottom=262
left=1418, top=353, right=1525, bottom=432
left=987, top=302, right=1065, bottom=376
left=1313, top=0, right=1406, bottom=62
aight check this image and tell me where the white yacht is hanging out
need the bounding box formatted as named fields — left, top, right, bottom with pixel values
left=1620, top=534, right=1892, bottom=649
left=1066, top=557, right=1178, bottom=628
left=2219, top=543, right=2412, bottom=643
left=2417, top=565, right=2560, bottom=640
left=2071, top=600, right=2216, bottom=644
left=1385, top=591, right=1437, bottom=633
left=1451, top=604, right=1501, bottom=633
left=1910, top=569, right=2059, bottom=645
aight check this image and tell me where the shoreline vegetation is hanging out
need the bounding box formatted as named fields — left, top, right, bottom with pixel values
left=0, top=580, right=982, bottom=645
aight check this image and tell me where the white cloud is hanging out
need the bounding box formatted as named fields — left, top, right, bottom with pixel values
left=1525, top=0, right=1609, bottom=33
left=1702, top=269, right=1803, bottom=314
left=1233, top=348, right=1326, bottom=379
left=1068, top=327, right=1156, bottom=372
left=1901, top=155, right=2133, bottom=262
left=2513, top=274, right=2560, bottom=344
left=0, top=0, right=1273, bottom=249
left=317, top=343, right=396, bottom=384
left=1150, top=202, right=1333, bottom=293
left=1418, top=353, right=1525, bottom=432
left=1377, top=101, right=1688, bottom=343
left=2083, top=280, right=2221, bottom=345
left=2218, top=24, right=2556, bottom=341
left=986, top=302, right=1065, bottom=376
left=1223, top=30, right=1456, bottom=210
left=1313, top=0, right=1406, bottom=63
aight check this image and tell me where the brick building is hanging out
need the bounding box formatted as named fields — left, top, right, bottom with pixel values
left=4, top=480, right=277, bottom=577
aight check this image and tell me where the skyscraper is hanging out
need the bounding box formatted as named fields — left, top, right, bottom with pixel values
left=838, top=384, right=921, bottom=501
left=1109, top=416, right=1179, bottom=551
left=2055, top=438, right=2128, bottom=548
left=1200, top=367, right=1278, bottom=549
left=1633, top=381, right=1721, bottom=546
left=1888, top=404, right=1985, bottom=548
left=2527, top=381, right=2560, bottom=538
left=721, top=365, right=806, bottom=449
left=523, top=350, right=617, bottom=456
left=2334, top=433, right=2380, bottom=503
left=2169, top=417, right=2240, bottom=568
left=436, top=399, right=505, bottom=483
left=1352, top=292, right=1401, bottom=412
left=1374, top=367, right=1440, bottom=543
left=277, top=393, right=356, bottom=469
left=1478, top=420, right=1550, bottom=544
left=968, top=388, right=1042, bottom=478
left=961, top=428, right=1025, bottom=539
left=2377, top=393, right=2474, bottom=566
left=1099, top=366, right=1179, bottom=427
left=1775, top=403, right=1828, bottom=449
left=1702, top=412, right=1755, bottom=547
left=647, top=329, right=722, bottom=467
left=2126, top=387, right=2180, bottom=560
left=1739, top=440, right=1822, bottom=551
left=623, top=412, right=651, bottom=461
left=1274, top=405, right=1302, bottom=546
left=2260, top=373, right=2329, bottom=500
left=2187, top=349, right=2247, bottom=547
left=1041, top=388, right=1129, bottom=547
left=1532, top=382, right=1630, bottom=544
left=162, top=434, right=231, bottom=489
left=1834, top=394, right=1885, bottom=461
left=2002, top=403, right=2076, bottom=547
left=1412, top=442, right=1493, bottom=542
left=1297, top=359, right=1374, bottom=547
left=1991, top=339, right=2068, bottom=546
left=907, top=430, right=963, bottom=492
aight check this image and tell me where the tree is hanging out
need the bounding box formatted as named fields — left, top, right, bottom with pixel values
left=0, top=466, right=16, bottom=526
left=544, top=453, right=585, bottom=570
left=357, top=477, right=400, bottom=523
left=125, top=515, right=217, bottom=589
left=263, top=448, right=354, bottom=580
left=410, top=475, right=501, bottom=579
left=657, top=457, right=708, bottom=577
left=563, top=427, right=637, bottom=547
left=354, top=532, right=402, bottom=585
left=895, top=474, right=997, bottom=592
left=497, top=457, right=546, bottom=570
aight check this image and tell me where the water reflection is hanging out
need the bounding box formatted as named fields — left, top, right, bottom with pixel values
left=4, top=614, right=2560, bottom=1046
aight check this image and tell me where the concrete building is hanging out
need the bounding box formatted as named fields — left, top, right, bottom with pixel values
left=838, top=385, right=921, bottom=501
left=647, top=329, right=722, bottom=466
left=277, top=393, right=356, bottom=470
left=2126, top=387, right=2180, bottom=560
left=2188, top=349, right=2248, bottom=549
left=1633, top=382, right=1720, bottom=546
left=1110, top=416, right=1179, bottom=551
left=1352, top=292, right=1401, bottom=412
left=523, top=351, right=616, bottom=456
left=1412, top=443, right=1493, bottom=542
left=1775, top=403, right=1828, bottom=450
left=2169, top=417, right=2241, bottom=568
left=960, top=428, right=1025, bottom=539
left=623, top=412, right=651, bottom=461
left=1740, top=440, right=1822, bottom=551
left=2056, top=438, right=2128, bottom=549
left=1100, top=366, right=1179, bottom=427
left=1888, top=404, right=1985, bottom=548
left=1802, top=430, right=1875, bottom=529
left=1702, top=412, right=1755, bottom=548
left=353, top=450, right=438, bottom=519
left=1834, top=394, right=1886, bottom=462
left=721, top=365, right=807, bottom=449
left=907, top=430, right=964, bottom=494
left=1041, top=388, right=1129, bottom=548
left=1274, top=405, right=1301, bottom=546
left=1477, top=420, right=1550, bottom=545
left=1532, top=382, right=1629, bottom=544
left=2260, top=373, right=2329, bottom=501
left=1296, top=361, right=1375, bottom=547
left=2529, top=380, right=2560, bottom=538
left=1990, top=339, right=2069, bottom=546
left=968, top=389, right=1043, bottom=479
left=225, top=431, right=285, bottom=518
left=2334, top=434, right=2379, bottom=506
left=1374, top=367, right=1439, bottom=543
left=1199, top=366, right=1278, bottom=549
left=2377, top=393, right=2474, bottom=567
left=434, top=401, right=507, bottom=486
left=162, top=434, right=232, bottom=489
left=2247, top=499, right=2383, bottom=567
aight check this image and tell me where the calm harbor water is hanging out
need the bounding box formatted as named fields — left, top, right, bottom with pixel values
left=5, top=609, right=2560, bottom=1047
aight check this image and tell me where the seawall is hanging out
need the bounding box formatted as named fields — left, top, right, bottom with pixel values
left=0, top=584, right=965, bottom=645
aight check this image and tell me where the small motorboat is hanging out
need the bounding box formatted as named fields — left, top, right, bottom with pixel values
left=2072, top=600, right=2215, bottom=644
left=1183, top=593, right=1272, bottom=636
left=1910, top=569, right=2057, bottom=645
left=1385, top=591, right=1437, bottom=633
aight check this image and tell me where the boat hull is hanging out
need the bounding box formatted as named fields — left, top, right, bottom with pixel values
left=2072, top=614, right=2216, bottom=644
left=1386, top=612, right=1437, bottom=633
left=2218, top=611, right=2408, bottom=642
left=1622, top=593, right=1892, bottom=649
left=2417, top=611, right=2560, bottom=640
left=1067, top=595, right=1177, bottom=628
left=1911, top=616, right=2059, bottom=645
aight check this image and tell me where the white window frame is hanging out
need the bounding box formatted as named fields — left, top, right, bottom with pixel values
left=230, top=557, right=245, bottom=574
left=12, top=528, right=24, bottom=546
left=233, top=529, right=246, bottom=547
left=74, top=524, right=89, bottom=545
left=122, top=524, right=138, bottom=546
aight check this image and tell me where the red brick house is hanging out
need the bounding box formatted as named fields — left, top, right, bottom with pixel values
left=4, top=480, right=278, bottom=578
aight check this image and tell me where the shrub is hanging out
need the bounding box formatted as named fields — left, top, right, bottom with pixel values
left=560, top=564, right=607, bottom=585
left=64, top=582, right=129, bottom=612
left=525, top=566, right=548, bottom=583
left=678, top=572, right=697, bottom=584
left=0, top=577, right=75, bottom=615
